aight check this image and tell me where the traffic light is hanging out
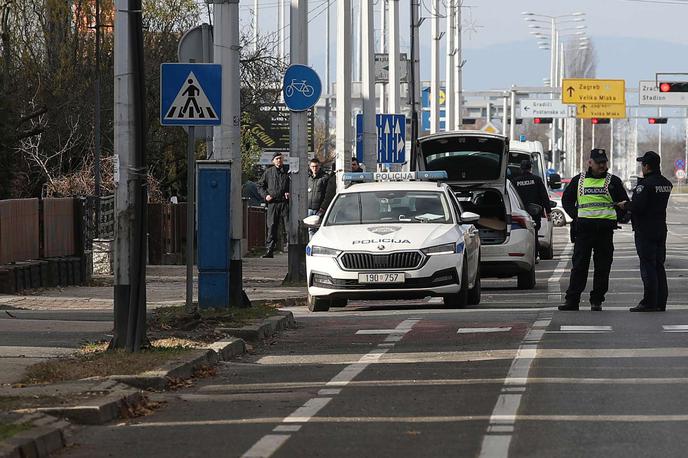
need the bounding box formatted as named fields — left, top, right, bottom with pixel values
left=507, top=119, right=523, bottom=125
left=533, top=117, right=553, bottom=124
left=462, top=118, right=477, bottom=125
left=659, top=82, right=688, bottom=93
left=591, top=118, right=610, bottom=124
left=648, top=117, right=668, bottom=124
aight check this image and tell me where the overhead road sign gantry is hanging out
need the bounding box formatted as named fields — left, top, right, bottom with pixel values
left=576, top=103, right=626, bottom=119
left=639, top=80, right=688, bottom=106
left=562, top=78, right=625, bottom=105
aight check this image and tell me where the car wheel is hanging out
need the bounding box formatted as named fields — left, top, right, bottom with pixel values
left=444, top=259, right=469, bottom=308
left=539, top=243, right=554, bottom=260
left=467, top=260, right=481, bottom=305
left=551, top=210, right=565, bottom=227
left=330, top=298, right=347, bottom=308
left=307, top=292, right=330, bottom=312
left=517, top=264, right=536, bottom=290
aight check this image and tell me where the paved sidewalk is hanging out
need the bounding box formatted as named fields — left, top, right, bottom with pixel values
left=0, top=253, right=305, bottom=311
left=0, top=254, right=305, bottom=385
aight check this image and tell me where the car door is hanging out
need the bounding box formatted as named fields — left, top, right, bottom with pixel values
left=447, top=189, right=480, bottom=281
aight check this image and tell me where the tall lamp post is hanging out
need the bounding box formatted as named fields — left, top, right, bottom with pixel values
left=522, top=12, right=586, bottom=171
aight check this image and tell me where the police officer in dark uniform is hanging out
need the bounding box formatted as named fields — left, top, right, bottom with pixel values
left=559, top=148, right=630, bottom=311
left=258, top=152, right=290, bottom=258
left=509, top=159, right=552, bottom=255
left=617, top=151, right=673, bottom=312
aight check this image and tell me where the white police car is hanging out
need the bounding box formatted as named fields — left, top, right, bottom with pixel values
left=304, top=171, right=482, bottom=312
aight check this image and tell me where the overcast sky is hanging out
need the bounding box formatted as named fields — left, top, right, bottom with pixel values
left=230, top=0, right=688, bottom=92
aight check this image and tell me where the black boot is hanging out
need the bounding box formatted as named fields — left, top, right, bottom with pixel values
left=261, top=251, right=274, bottom=259
left=558, top=302, right=579, bottom=311
left=591, top=302, right=602, bottom=312
left=629, top=303, right=658, bottom=312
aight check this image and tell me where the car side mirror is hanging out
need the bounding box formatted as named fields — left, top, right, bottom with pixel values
left=548, top=173, right=562, bottom=190
left=526, top=203, right=543, bottom=218
left=303, top=214, right=321, bottom=228
left=460, top=211, right=480, bottom=224
left=549, top=200, right=558, bottom=208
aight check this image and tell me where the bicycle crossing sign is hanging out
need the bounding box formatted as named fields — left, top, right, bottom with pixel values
left=282, top=64, right=322, bottom=112
left=160, top=63, right=221, bottom=126
left=356, top=113, right=406, bottom=164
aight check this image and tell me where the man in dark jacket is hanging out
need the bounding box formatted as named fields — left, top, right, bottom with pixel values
left=509, top=159, right=551, bottom=255
left=559, top=148, right=629, bottom=311
left=617, top=151, right=673, bottom=312
left=257, top=152, right=290, bottom=258
left=307, top=157, right=329, bottom=238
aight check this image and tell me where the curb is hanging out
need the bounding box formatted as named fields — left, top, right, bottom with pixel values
left=0, top=413, right=69, bottom=458
left=217, top=311, right=297, bottom=341
left=35, top=386, right=144, bottom=425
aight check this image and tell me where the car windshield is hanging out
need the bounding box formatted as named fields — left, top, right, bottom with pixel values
left=507, top=151, right=543, bottom=179
left=324, top=190, right=452, bottom=226
left=421, top=136, right=504, bottom=181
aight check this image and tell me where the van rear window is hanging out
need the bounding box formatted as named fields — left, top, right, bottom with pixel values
left=421, top=137, right=504, bottom=181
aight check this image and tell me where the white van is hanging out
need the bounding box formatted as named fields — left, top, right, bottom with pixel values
left=507, top=140, right=561, bottom=260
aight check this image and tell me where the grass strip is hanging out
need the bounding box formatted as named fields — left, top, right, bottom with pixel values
left=0, top=422, right=32, bottom=441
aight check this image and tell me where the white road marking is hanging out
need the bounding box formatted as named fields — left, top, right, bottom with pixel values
left=663, top=325, right=688, bottom=332
left=241, top=435, right=291, bottom=458
left=479, top=312, right=552, bottom=458
left=283, top=397, right=332, bottom=423
left=273, top=425, right=301, bottom=432
left=240, top=317, right=421, bottom=458
left=457, top=327, right=512, bottom=334
left=355, top=329, right=409, bottom=335
left=548, top=241, right=573, bottom=302
left=559, top=325, right=612, bottom=332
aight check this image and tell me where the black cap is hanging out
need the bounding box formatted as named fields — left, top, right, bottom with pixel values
left=520, top=159, right=532, bottom=170
left=272, top=151, right=283, bottom=160
left=637, top=150, right=660, bottom=167
left=590, top=148, right=608, bottom=163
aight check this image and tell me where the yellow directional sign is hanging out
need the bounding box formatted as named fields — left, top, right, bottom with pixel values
left=562, top=78, right=626, bottom=105
left=439, top=89, right=446, bottom=105
left=576, top=103, right=626, bottom=119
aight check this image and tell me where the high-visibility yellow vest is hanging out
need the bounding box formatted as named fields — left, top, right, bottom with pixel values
left=576, top=174, right=616, bottom=220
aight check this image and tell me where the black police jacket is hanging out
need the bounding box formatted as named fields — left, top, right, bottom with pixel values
left=628, top=171, right=673, bottom=236
left=257, top=165, right=290, bottom=203
left=509, top=171, right=552, bottom=215
left=562, top=170, right=630, bottom=232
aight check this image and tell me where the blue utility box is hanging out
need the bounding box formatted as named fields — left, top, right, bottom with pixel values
left=196, top=161, right=231, bottom=309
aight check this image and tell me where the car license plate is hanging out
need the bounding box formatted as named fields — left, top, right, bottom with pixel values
left=358, top=273, right=405, bottom=284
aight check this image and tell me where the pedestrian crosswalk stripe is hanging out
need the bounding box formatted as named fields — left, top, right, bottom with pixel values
left=663, top=325, right=688, bottom=332
left=164, top=71, right=218, bottom=121
left=457, top=327, right=512, bottom=334
left=557, top=325, right=612, bottom=333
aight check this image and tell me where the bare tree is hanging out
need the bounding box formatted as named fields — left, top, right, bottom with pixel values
left=565, top=40, right=597, bottom=79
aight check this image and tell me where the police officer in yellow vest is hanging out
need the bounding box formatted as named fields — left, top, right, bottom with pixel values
left=559, top=149, right=630, bottom=311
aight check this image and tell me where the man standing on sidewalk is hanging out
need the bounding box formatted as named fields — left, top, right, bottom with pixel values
left=617, top=151, right=673, bottom=312
left=258, top=152, right=290, bottom=258
left=307, top=157, right=329, bottom=239
left=559, top=148, right=629, bottom=312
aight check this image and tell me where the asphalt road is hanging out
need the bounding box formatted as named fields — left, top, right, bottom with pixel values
left=60, top=196, right=688, bottom=457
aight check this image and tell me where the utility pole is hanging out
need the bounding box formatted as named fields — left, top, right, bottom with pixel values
left=658, top=107, right=663, bottom=159
left=94, top=0, right=102, bottom=237
left=409, top=0, right=420, bottom=164
left=213, top=0, right=243, bottom=306
left=285, top=0, right=309, bottom=284
left=445, top=0, right=455, bottom=131
left=253, top=0, right=258, bottom=50
left=361, top=0, right=376, bottom=169
left=502, top=96, right=508, bottom=136
left=324, top=0, right=331, bottom=156
left=454, top=0, right=462, bottom=129
left=430, top=0, right=440, bottom=134
left=509, top=88, right=517, bottom=140
left=379, top=0, right=387, bottom=113
left=279, top=0, right=285, bottom=61
left=388, top=0, right=400, bottom=113
left=112, top=0, right=147, bottom=351
left=610, top=118, right=614, bottom=174
left=336, top=0, right=352, bottom=189
left=357, top=1, right=362, bottom=82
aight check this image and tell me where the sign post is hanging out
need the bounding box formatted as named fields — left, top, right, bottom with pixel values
left=160, top=63, right=222, bottom=309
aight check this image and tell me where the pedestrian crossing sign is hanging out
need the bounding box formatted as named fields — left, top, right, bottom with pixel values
left=160, top=63, right=222, bottom=126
